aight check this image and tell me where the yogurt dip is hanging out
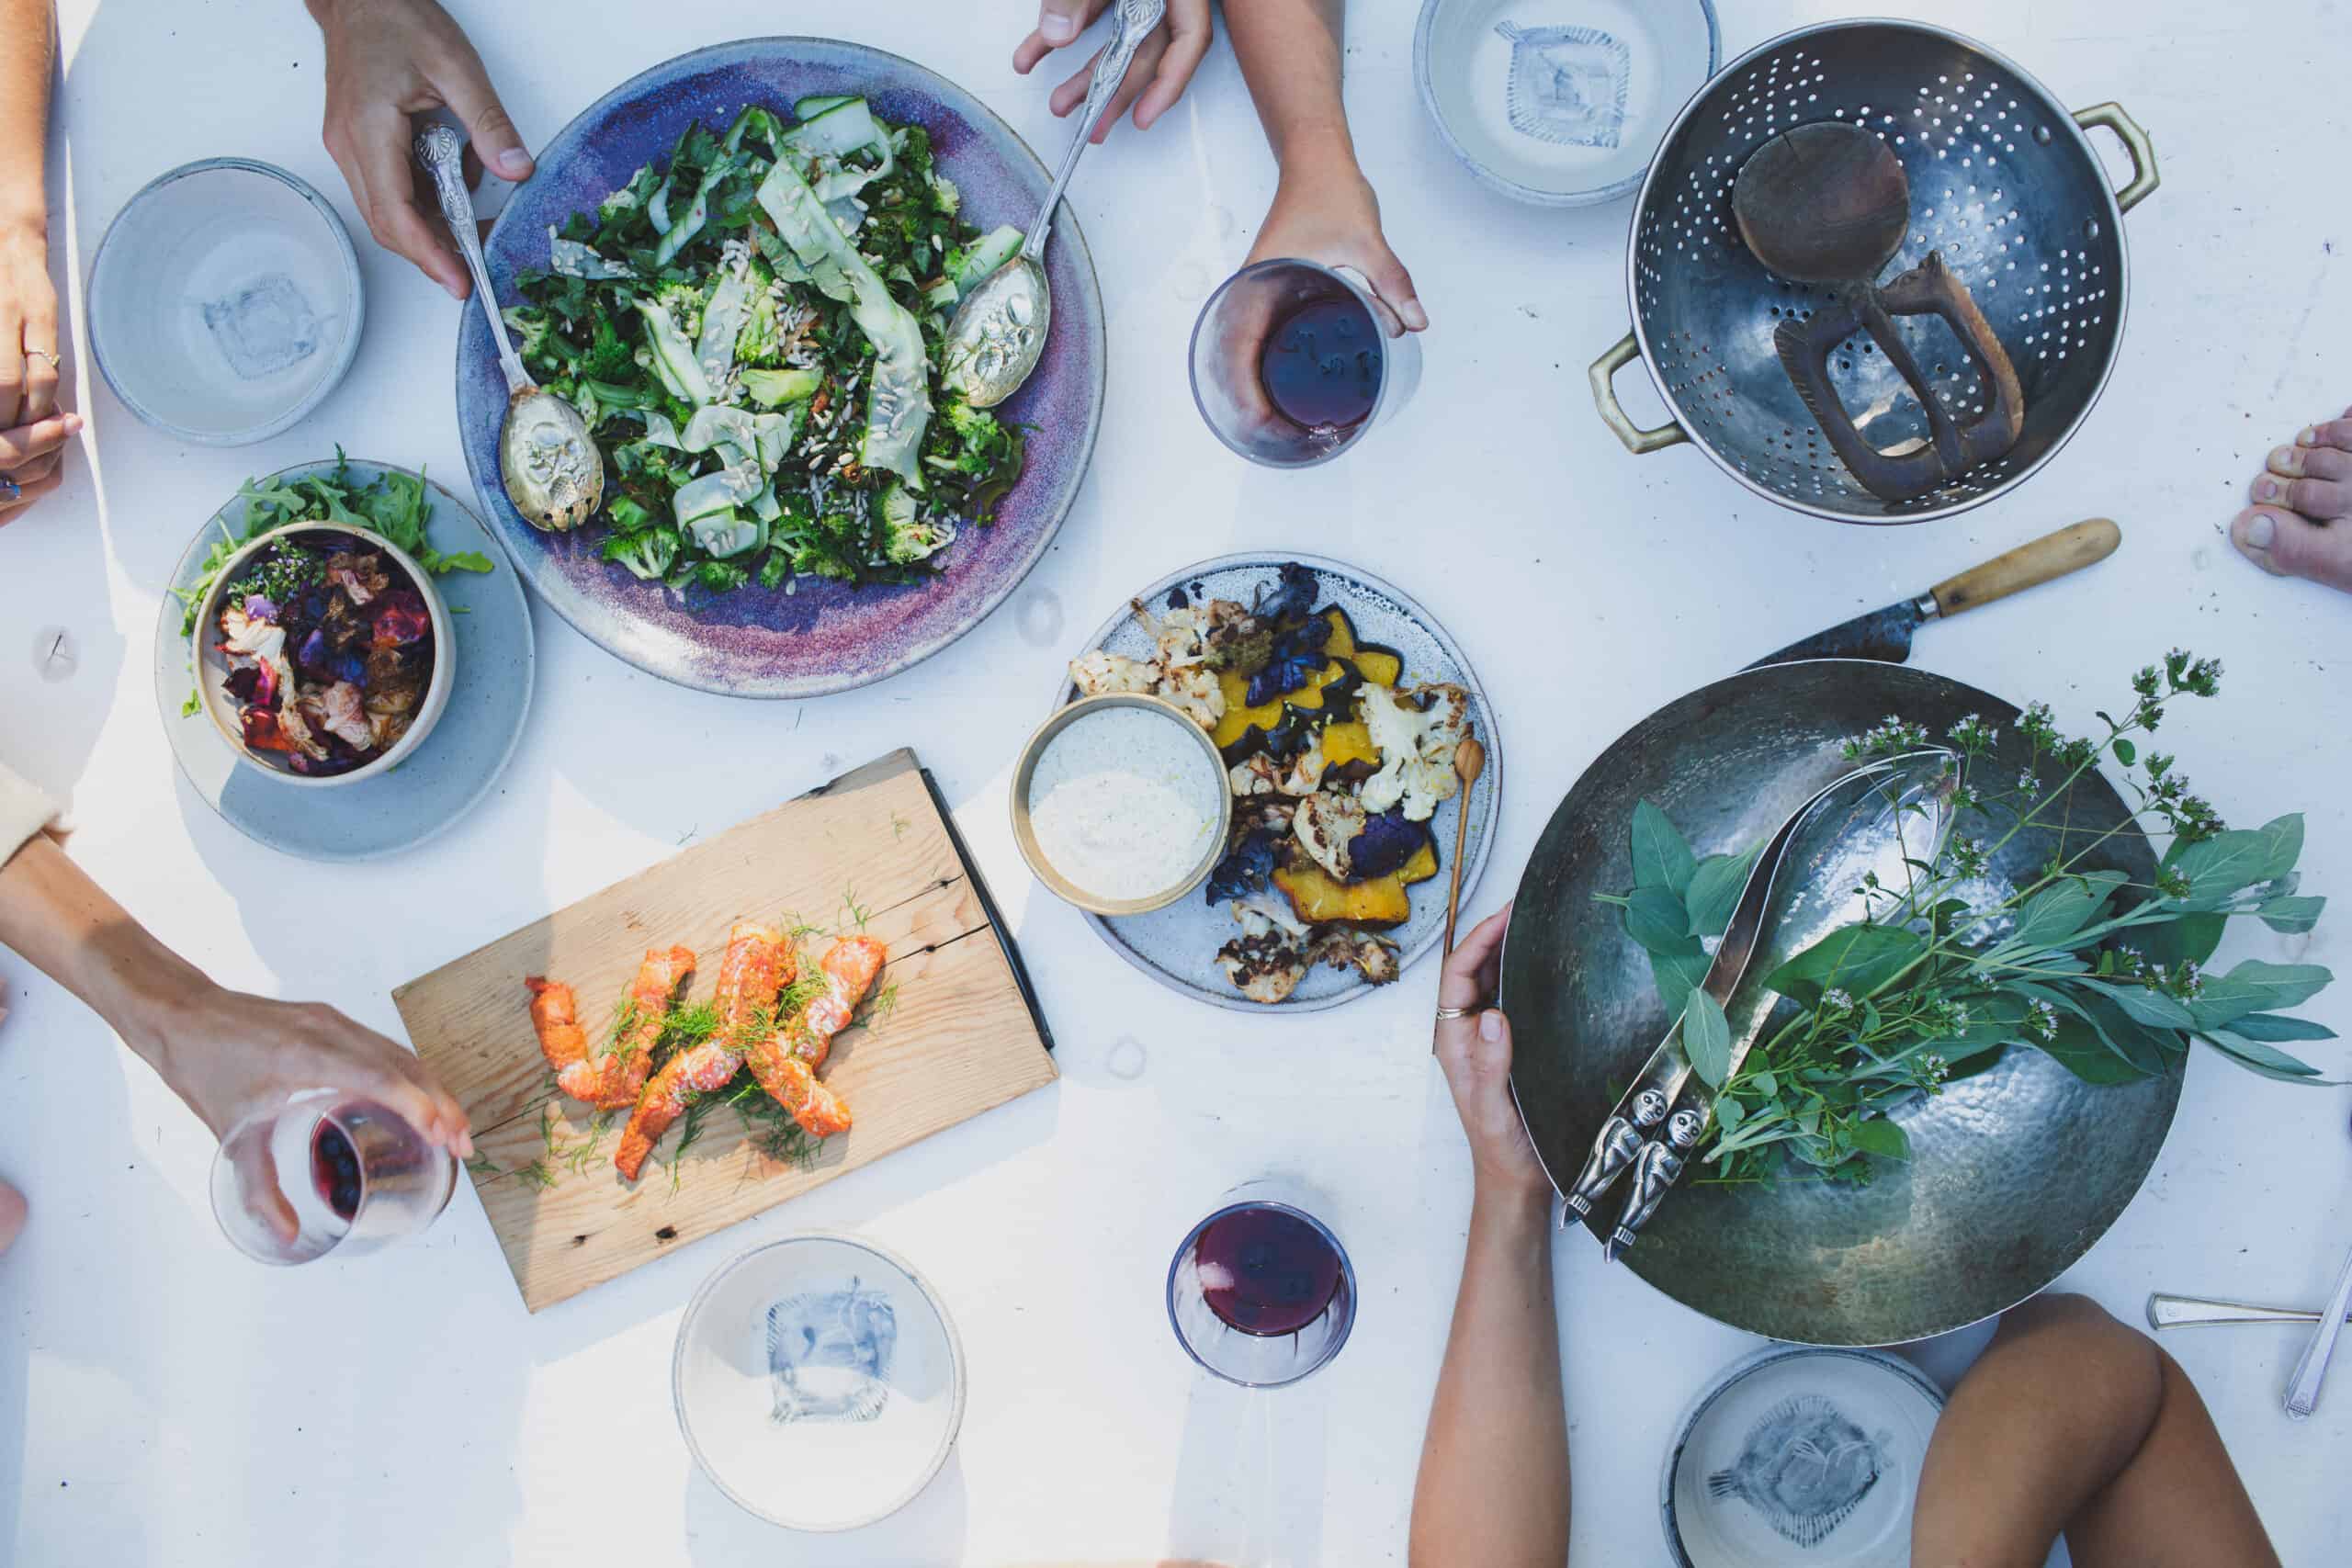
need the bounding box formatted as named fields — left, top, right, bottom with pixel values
left=1027, top=705, right=1224, bottom=903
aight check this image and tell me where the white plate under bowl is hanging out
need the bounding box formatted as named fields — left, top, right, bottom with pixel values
left=1662, top=1346, right=1945, bottom=1568
left=674, top=1234, right=967, bottom=1534
left=1416, top=0, right=1720, bottom=206
left=1057, top=552, right=1501, bottom=1012
left=89, top=158, right=363, bottom=445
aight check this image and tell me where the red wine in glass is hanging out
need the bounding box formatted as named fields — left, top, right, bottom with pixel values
left=1193, top=1203, right=1343, bottom=1337
left=311, top=1122, right=363, bottom=1221
left=1259, top=296, right=1382, bottom=434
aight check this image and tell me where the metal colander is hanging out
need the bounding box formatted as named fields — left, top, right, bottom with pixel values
left=1589, top=19, right=2158, bottom=525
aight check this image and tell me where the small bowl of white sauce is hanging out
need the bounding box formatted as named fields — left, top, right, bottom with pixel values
left=1012, top=694, right=1233, bottom=917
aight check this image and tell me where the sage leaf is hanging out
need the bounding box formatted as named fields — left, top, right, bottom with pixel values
left=2225, top=1011, right=2337, bottom=1043
left=2141, top=910, right=2225, bottom=969
left=1748, top=1069, right=1778, bottom=1097
left=2006, top=871, right=2127, bottom=952
left=1685, top=843, right=1764, bottom=939
left=2111, top=738, right=2136, bottom=765
left=2199, top=1031, right=2325, bottom=1079
left=1624, top=885, right=1695, bottom=953
left=1649, top=946, right=1711, bottom=1007
left=2258, top=894, right=2325, bottom=934
left=2079, top=978, right=2196, bottom=1031
left=1683, top=986, right=1733, bottom=1088
left=2188, top=960, right=2334, bottom=1031
left=2169, top=829, right=2275, bottom=909
left=1630, top=799, right=1698, bottom=897
left=2031, top=1013, right=2154, bottom=1084
left=1765, top=922, right=1926, bottom=1008
left=1847, top=1118, right=1911, bottom=1160
left=2256, top=813, right=2305, bottom=884
left=1714, top=1096, right=1747, bottom=1132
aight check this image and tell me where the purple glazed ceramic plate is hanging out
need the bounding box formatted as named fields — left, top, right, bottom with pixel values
left=455, top=38, right=1105, bottom=698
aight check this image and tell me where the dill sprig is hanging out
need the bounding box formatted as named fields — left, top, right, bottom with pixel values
left=841, top=887, right=872, bottom=931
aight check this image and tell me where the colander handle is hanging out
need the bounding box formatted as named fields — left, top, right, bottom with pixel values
left=1589, top=333, right=1689, bottom=456
left=2073, top=103, right=2160, bottom=214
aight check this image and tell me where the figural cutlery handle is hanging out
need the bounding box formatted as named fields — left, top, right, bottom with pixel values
left=1562, top=1108, right=1654, bottom=1225
left=1603, top=1102, right=1706, bottom=1261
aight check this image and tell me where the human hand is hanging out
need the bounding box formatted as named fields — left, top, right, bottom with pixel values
left=1013, top=0, right=1214, bottom=142
left=1432, top=903, right=1550, bottom=1199
left=1247, top=160, right=1426, bottom=335
left=309, top=0, right=532, bottom=299
left=0, top=219, right=78, bottom=528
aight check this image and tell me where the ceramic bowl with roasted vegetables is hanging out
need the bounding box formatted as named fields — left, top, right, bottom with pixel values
left=191, top=523, right=456, bottom=786
left=1060, top=556, right=1501, bottom=1011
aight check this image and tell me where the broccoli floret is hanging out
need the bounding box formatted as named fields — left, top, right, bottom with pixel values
left=654, top=279, right=707, bottom=339
left=578, top=313, right=635, bottom=380
left=503, top=304, right=559, bottom=370
left=601, top=527, right=678, bottom=581
left=883, top=512, right=954, bottom=565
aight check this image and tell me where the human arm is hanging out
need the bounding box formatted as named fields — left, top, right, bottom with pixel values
left=1228, top=0, right=1424, bottom=332
left=0, top=827, right=471, bottom=1159
left=1408, top=904, right=1570, bottom=1568
left=1013, top=0, right=1215, bottom=141
left=0, top=0, right=77, bottom=525
left=306, top=0, right=532, bottom=299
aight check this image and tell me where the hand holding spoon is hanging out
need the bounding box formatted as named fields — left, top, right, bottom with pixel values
left=1440, top=735, right=1486, bottom=961
left=413, top=125, right=604, bottom=532
left=943, top=0, right=1165, bottom=408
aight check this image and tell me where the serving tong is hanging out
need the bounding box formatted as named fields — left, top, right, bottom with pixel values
left=1733, top=121, right=2024, bottom=503
left=1566, top=750, right=1960, bottom=1258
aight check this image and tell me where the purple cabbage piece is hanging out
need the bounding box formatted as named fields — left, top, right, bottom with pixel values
left=1204, top=829, right=1281, bottom=905
left=1349, top=808, right=1429, bottom=882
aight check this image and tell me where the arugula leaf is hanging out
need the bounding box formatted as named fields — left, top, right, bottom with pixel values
left=1682, top=987, right=1733, bottom=1089
left=1629, top=799, right=1697, bottom=897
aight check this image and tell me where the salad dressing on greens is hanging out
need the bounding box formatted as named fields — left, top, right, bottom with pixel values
left=505, top=96, right=1031, bottom=595
left=1027, top=707, right=1225, bottom=903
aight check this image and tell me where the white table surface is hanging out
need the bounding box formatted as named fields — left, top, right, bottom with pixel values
left=3, top=1, right=2346, bottom=1562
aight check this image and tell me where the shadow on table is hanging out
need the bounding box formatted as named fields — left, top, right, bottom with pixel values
left=1160, top=1369, right=1329, bottom=1566
left=682, top=1445, right=968, bottom=1566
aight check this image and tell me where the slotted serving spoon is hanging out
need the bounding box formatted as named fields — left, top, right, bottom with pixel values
left=416, top=125, right=604, bottom=532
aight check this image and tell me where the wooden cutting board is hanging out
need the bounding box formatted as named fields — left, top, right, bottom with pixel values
left=392, top=749, right=1056, bottom=1312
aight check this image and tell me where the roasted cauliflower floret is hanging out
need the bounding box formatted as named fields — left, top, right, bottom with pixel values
left=1158, top=664, right=1226, bottom=729
left=1308, top=929, right=1400, bottom=987
left=1293, top=788, right=1367, bottom=881
left=1216, top=898, right=1310, bottom=1004
left=1228, top=745, right=1326, bottom=799
left=1358, top=682, right=1471, bottom=821
left=1069, top=649, right=1159, bottom=696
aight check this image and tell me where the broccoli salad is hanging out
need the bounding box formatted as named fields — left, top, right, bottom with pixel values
left=505, top=96, right=1029, bottom=596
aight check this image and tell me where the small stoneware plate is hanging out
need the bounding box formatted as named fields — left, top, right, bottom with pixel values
left=89, top=158, right=363, bottom=444
left=674, top=1234, right=967, bottom=1533
left=1415, top=0, right=1719, bottom=206
left=455, top=37, right=1105, bottom=698
left=153, top=459, right=534, bottom=862
left=1662, top=1346, right=1944, bottom=1568
left=1056, top=553, right=1501, bottom=1012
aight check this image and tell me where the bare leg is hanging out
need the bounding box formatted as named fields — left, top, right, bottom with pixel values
left=0, top=1178, right=21, bottom=1257
left=1910, top=1293, right=2278, bottom=1568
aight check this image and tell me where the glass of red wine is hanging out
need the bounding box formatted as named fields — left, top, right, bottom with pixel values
left=1166, top=1181, right=1357, bottom=1387
left=209, top=1089, right=456, bottom=1264
left=1188, top=257, right=1423, bottom=468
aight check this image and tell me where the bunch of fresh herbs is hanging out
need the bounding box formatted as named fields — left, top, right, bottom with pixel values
left=1603, top=652, right=2337, bottom=1186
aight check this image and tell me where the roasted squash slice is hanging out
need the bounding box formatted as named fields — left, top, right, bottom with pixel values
left=1212, top=660, right=1351, bottom=752
left=1321, top=606, right=1405, bottom=687
left=1319, top=719, right=1380, bottom=771
left=1272, top=840, right=1440, bottom=929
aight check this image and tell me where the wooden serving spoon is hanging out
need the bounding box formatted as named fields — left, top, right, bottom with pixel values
left=1440, top=735, right=1487, bottom=962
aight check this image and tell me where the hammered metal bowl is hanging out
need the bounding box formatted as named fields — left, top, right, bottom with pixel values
left=1588, top=19, right=2159, bottom=524
left=1500, top=660, right=2181, bottom=1345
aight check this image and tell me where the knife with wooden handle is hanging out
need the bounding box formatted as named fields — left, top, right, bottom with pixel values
left=1749, top=517, right=2121, bottom=669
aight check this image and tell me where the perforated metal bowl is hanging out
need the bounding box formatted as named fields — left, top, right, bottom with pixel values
left=1588, top=19, right=2158, bottom=525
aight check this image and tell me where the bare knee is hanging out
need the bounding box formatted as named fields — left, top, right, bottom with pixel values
left=1984, top=1292, right=2165, bottom=1427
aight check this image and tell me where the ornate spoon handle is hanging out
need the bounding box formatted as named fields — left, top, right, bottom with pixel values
left=413, top=125, right=529, bottom=394
left=1021, top=0, right=1164, bottom=265
left=2148, top=1292, right=2352, bottom=1329
left=2284, top=1229, right=2352, bottom=1418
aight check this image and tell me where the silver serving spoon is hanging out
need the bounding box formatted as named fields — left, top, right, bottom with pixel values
left=943, top=0, right=1164, bottom=408
left=414, top=125, right=605, bottom=532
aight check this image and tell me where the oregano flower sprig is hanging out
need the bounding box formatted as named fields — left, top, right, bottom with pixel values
left=1602, top=651, right=2335, bottom=1186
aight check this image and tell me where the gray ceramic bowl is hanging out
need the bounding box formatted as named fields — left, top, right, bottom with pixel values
left=89, top=158, right=363, bottom=445
left=1415, top=0, right=1719, bottom=206
left=190, top=522, right=456, bottom=789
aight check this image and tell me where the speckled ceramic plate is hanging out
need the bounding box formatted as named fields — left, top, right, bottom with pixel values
left=455, top=38, right=1105, bottom=698
left=153, top=460, right=534, bottom=862
left=1056, top=554, right=1502, bottom=1012
left=1662, top=1346, right=1942, bottom=1567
